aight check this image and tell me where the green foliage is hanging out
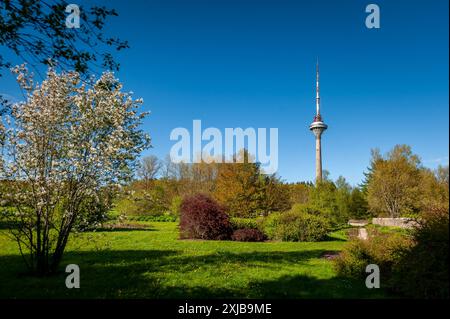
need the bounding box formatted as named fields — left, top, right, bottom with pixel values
left=259, top=212, right=282, bottom=239
left=307, top=178, right=368, bottom=227
left=258, top=174, right=292, bottom=214
left=333, top=231, right=412, bottom=279
left=419, top=166, right=449, bottom=212
left=366, top=145, right=422, bottom=217
left=334, top=180, right=351, bottom=223
left=333, top=240, right=371, bottom=278
left=167, top=196, right=182, bottom=217
left=114, top=186, right=170, bottom=217
left=349, top=188, right=370, bottom=219
left=230, top=217, right=259, bottom=230
left=0, top=0, right=128, bottom=77
left=307, top=181, right=349, bottom=226
left=260, top=207, right=331, bottom=242
left=275, top=209, right=331, bottom=242
left=390, top=207, right=449, bottom=298
left=74, top=188, right=116, bottom=231
left=365, top=224, right=410, bottom=236
left=308, top=181, right=338, bottom=218
left=364, top=145, right=448, bottom=218
left=335, top=206, right=449, bottom=298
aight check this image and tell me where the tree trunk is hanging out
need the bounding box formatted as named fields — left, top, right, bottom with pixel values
left=50, top=215, right=76, bottom=273
left=50, top=232, right=70, bottom=273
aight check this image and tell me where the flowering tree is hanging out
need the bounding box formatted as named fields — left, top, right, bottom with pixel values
left=0, top=65, right=150, bottom=275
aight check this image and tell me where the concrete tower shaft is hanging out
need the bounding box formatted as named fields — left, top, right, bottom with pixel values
left=309, top=61, right=327, bottom=183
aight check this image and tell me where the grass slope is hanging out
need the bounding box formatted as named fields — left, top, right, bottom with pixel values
left=0, top=222, right=385, bottom=298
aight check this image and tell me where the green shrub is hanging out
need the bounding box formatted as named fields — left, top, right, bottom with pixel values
left=333, top=232, right=411, bottom=280
left=390, top=207, right=449, bottom=298
left=230, top=217, right=258, bottom=230
left=259, top=212, right=282, bottom=239
left=335, top=207, right=449, bottom=298
left=167, top=196, right=182, bottom=217
left=333, top=240, right=371, bottom=278
left=260, top=209, right=330, bottom=242
left=113, top=187, right=169, bottom=217
left=276, top=210, right=331, bottom=241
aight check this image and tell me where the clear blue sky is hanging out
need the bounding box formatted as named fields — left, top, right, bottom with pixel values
left=1, top=0, right=448, bottom=185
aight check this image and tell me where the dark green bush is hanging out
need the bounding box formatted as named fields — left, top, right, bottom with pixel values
left=391, top=207, right=449, bottom=298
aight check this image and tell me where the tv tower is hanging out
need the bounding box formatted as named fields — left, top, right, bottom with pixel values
left=309, top=60, right=328, bottom=183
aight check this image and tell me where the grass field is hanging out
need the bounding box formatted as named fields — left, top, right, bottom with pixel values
left=0, top=222, right=386, bottom=299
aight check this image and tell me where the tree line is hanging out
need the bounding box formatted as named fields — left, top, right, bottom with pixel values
left=119, top=145, right=448, bottom=226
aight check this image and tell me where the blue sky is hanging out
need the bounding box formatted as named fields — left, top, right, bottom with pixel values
left=1, top=0, right=448, bottom=185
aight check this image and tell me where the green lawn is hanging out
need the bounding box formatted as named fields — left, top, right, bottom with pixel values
left=0, top=222, right=385, bottom=298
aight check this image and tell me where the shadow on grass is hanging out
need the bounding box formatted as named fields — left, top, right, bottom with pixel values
left=0, top=248, right=385, bottom=299
left=0, top=222, right=156, bottom=232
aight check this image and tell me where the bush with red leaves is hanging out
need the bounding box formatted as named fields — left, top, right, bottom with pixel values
left=231, top=228, right=267, bottom=242
left=179, top=194, right=232, bottom=240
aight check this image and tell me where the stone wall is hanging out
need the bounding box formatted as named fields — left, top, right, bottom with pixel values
left=348, top=219, right=368, bottom=227
left=372, top=217, right=419, bottom=229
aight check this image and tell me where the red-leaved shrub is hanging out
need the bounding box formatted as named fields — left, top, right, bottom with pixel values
left=179, top=194, right=232, bottom=240
left=231, top=228, right=267, bottom=242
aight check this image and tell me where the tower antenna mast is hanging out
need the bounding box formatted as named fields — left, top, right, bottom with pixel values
left=316, top=58, right=320, bottom=117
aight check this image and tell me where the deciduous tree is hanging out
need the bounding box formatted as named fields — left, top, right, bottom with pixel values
left=137, top=155, right=162, bottom=186
left=0, top=65, right=150, bottom=275
left=366, top=145, right=421, bottom=217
